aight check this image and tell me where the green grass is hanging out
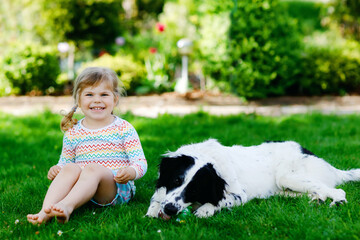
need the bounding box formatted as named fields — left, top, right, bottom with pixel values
left=2, top=111, right=360, bottom=239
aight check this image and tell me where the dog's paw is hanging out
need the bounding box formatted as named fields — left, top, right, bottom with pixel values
left=309, top=192, right=326, bottom=204
left=330, top=199, right=347, bottom=207
left=329, top=189, right=347, bottom=207
left=193, top=203, right=215, bottom=218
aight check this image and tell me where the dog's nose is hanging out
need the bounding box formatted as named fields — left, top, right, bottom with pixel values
left=164, top=203, right=179, bottom=216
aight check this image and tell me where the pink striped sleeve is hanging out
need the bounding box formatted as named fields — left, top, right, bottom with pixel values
left=121, top=121, right=147, bottom=180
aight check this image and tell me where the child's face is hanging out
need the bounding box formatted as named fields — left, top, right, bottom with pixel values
left=78, top=81, right=118, bottom=127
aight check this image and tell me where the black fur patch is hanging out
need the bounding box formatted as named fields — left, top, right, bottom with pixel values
left=156, top=155, right=195, bottom=192
left=300, top=146, right=317, bottom=157
left=183, top=163, right=226, bottom=206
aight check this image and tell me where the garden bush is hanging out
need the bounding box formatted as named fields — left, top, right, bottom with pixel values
left=196, top=0, right=360, bottom=98
left=228, top=0, right=302, bottom=98
left=290, top=33, right=360, bottom=96
left=78, top=54, right=146, bottom=95
left=196, top=0, right=233, bottom=92
left=196, top=0, right=303, bottom=98
left=0, top=56, right=11, bottom=96
left=280, top=0, right=325, bottom=35
left=2, top=43, right=60, bottom=95
left=328, top=0, right=360, bottom=41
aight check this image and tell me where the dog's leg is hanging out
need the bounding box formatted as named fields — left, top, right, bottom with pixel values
left=194, top=192, right=244, bottom=218
left=277, top=174, right=347, bottom=206
left=145, top=187, right=166, bottom=218
left=193, top=203, right=217, bottom=218
left=217, top=192, right=245, bottom=209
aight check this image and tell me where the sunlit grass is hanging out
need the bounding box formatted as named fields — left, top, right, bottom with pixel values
left=2, top=111, right=360, bottom=239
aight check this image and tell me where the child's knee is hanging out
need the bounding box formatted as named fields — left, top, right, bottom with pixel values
left=83, top=163, right=101, bottom=171
left=83, top=163, right=110, bottom=172
left=82, top=163, right=112, bottom=178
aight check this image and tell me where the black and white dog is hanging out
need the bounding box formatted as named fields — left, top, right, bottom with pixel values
left=146, top=139, right=360, bottom=219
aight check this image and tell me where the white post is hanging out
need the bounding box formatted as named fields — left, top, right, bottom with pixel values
left=175, top=38, right=193, bottom=94
left=175, top=55, right=189, bottom=94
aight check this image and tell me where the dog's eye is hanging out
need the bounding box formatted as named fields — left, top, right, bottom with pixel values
left=174, top=177, right=183, bottom=186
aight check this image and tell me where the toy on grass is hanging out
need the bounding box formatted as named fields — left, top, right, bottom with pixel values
left=176, top=206, right=192, bottom=223
left=158, top=206, right=192, bottom=222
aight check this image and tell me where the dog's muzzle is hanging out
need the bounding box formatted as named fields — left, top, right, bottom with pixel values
left=163, top=203, right=180, bottom=216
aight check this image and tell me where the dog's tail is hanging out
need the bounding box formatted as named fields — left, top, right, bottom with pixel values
left=337, top=169, right=360, bottom=183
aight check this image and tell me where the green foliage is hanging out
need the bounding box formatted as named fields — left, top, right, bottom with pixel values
left=197, top=0, right=302, bottom=98
left=2, top=43, right=60, bottom=95
left=291, top=32, right=360, bottom=95
left=0, top=61, right=11, bottom=96
left=120, top=2, right=200, bottom=95
left=34, top=0, right=124, bottom=51
left=141, top=53, right=174, bottom=94
left=197, top=10, right=231, bottom=86
left=328, top=0, right=360, bottom=40
left=229, top=0, right=303, bottom=98
left=136, top=0, right=165, bottom=19
left=66, top=0, right=124, bottom=50
left=280, top=0, right=326, bottom=35
left=0, top=0, right=43, bottom=53
left=195, top=0, right=360, bottom=98
left=3, top=112, right=360, bottom=239
left=2, top=0, right=360, bottom=98
left=79, top=54, right=146, bottom=95
left=195, top=0, right=232, bottom=87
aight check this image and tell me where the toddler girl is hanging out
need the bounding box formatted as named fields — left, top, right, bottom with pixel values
left=27, top=67, right=147, bottom=224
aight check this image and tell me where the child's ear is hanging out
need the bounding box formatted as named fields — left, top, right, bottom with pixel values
left=115, top=95, right=120, bottom=105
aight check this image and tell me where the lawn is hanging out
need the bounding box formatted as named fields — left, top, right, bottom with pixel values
left=1, top=111, right=360, bottom=239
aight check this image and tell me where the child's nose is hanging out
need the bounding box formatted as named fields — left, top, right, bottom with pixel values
left=94, top=95, right=101, bottom=102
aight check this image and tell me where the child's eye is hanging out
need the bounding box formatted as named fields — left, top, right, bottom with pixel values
left=101, top=93, right=109, bottom=96
left=85, top=93, right=93, bottom=96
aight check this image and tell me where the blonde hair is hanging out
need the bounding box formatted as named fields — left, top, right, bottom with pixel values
left=60, top=67, right=124, bottom=132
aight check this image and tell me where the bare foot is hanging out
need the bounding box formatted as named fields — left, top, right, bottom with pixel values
left=47, top=203, right=72, bottom=223
left=27, top=207, right=52, bottom=225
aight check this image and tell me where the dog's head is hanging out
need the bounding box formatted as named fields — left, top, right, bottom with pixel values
left=156, top=154, right=227, bottom=217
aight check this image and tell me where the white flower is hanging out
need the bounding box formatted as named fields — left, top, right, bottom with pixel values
left=14, top=219, right=19, bottom=225
left=157, top=230, right=161, bottom=233
left=57, top=230, right=63, bottom=236
left=92, top=212, right=96, bottom=215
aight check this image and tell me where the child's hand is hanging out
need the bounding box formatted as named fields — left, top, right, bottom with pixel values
left=47, top=165, right=61, bottom=180
left=114, top=167, right=136, bottom=184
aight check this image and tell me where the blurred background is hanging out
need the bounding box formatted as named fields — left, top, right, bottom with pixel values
left=0, top=0, right=359, bottom=99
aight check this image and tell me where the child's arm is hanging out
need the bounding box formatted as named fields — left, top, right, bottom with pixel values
left=121, top=121, right=148, bottom=180
left=57, top=131, right=76, bottom=168
left=114, top=167, right=136, bottom=184
left=47, top=165, right=62, bottom=180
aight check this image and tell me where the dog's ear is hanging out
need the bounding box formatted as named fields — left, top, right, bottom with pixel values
left=156, top=155, right=195, bottom=190
left=159, top=155, right=194, bottom=174
left=184, top=163, right=226, bottom=205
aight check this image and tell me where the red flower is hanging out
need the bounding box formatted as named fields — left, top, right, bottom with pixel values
left=156, top=23, right=165, bottom=33
left=149, top=47, right=157, bottom=54
left=99, top=49, right=108, bottom=57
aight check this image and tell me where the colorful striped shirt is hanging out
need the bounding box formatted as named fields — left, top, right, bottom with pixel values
left=57, top=116, right=147, bottom=180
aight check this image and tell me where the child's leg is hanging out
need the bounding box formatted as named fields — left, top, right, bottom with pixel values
left=27, top=163, right=81, bottom=225
left=48, top=163, right=117, bottom=223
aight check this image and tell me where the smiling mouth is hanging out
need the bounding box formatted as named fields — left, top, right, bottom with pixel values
left=90, top=107, right=105, bottom=110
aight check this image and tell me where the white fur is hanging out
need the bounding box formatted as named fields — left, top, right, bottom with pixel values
left=146, top=139, right=360, bottom=218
